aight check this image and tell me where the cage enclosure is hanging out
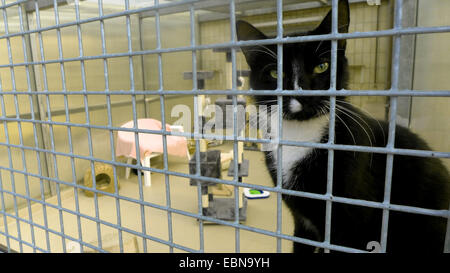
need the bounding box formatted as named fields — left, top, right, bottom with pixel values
left=0, top=0, right=449, bottom=253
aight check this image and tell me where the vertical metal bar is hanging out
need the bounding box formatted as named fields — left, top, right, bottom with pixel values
left=380, top=0, right=403, bottom=253
left=20, top=3, right=52, bottom=211
left=154, top=0, right=174, bottom=253
left=0, top=170, right=11, bottom=252
left=52, top=0, right=84, bottom=252
left=324, top=0, right=339, bottom=253
left=31, top=0, right=62, bottom=252
left=133, top=2, right=148, bottom=251
left=19, top=2, right=53, bottom=253
left=2, top=0, right=37, bottom=252
left=72, top=0, right=102, bottom=251
left=125, top=0, right=148, bottom=253
left=0, top=56, right=12, bottom=251
left=189, top=3, right=204, bottom=252
left=193, top=68, right=203, bottom=253
left=96, top=0, right=123, bottom=253
left=396, top=0, right=418, bottom=128
left=0, top=3, right=29, bottom=252
left=275, top=0, right=283, bottom=253
left=125, top=6, right=146, bottom=250
left=137, top=15, right=148, bottom=118
left=30, top=2, right=57, bottom=197
left=0, top=0, right=444, bottom=255
left=229, top=0, right=241, bottom=253
left=33, top=0, right=68, bottom=252
left=445, top=203, right=450, bottom=253
left=0, top=78, right=23, bottom=252
left=96, top=0, right=124, bottom=254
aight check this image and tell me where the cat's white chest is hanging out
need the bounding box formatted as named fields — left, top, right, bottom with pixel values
left=267, top=115, right=328, bottom=188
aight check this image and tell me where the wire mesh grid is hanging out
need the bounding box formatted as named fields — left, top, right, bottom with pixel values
left=0, top=0, right=448, bottom=253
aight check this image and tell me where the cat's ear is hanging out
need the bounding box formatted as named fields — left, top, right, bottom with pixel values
left=236, top=20, right=267, bottom=41
left=236, top=20, right=269, bottom=67
left=313, top=0, right=350, bottom=48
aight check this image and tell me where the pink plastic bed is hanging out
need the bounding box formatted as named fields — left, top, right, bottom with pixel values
left=116, top=118, right=190, bottom=187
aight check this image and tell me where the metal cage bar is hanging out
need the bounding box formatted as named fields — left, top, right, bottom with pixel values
left=275, top=0, right=284, bottom=254
left=322, top=0, right=339, bottom=253
left=189, top=3, right=205, bottom=253
left=379, top=0, right=402, bottom=253
left=1, top=0, right=34, bottom=253
left=228, top=0, right=241, bottom=253
left=52, top=0, right=84, bottom=253
left=0, top=0, right=448, bottom=253
left=154, top=0, right=175, bottom=253
left=96, top=0, right=123, bottom=254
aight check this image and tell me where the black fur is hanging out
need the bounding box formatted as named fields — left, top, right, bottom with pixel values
left=237, top=0, right=449, bottom=252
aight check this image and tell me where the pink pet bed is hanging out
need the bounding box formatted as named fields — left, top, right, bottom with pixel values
left=116, top=118, right=189, bottom=160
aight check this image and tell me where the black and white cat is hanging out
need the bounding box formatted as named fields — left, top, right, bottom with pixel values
left=237, top=0, right=449, bottom=253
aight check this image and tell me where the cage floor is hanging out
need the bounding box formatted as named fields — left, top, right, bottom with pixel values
left=0, top=148, right=294, bottom=253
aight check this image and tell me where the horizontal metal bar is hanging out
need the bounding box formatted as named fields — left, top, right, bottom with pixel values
left=6, top=2, right=450, bottom=43
left=1, top=89, right=449, bottom=97
left=1, top=0, right=447, bottom=254
left=140, top=0, right=260, bottom=19
left=1, top=95, right=184, bottom=120
left=1, top=164, right=447, bottom=253
left=0, top=180, right=366, bottom=253
left=0, top=230, right=46, bottom=253
left=198, top=0, right=370, bottom=22
left=1, top=23, right=449, bottom=68
left=0, top=196, right=200, bottom=253
left=0, top=148, right=448, bottom=221
left=1, top=0, right=208, bottom=41
left=0, top=0, right=27, bottom=10
left=1, top=116, right=449, bottom=159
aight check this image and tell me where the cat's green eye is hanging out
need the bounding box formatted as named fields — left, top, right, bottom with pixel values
left=313, top=62, right=329, bottom=74
left=270, top=70, right=284, bottom=79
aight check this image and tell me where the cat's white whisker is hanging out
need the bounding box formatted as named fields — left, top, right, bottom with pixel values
left=314, top=40, right=324, bottom=53
left=337, top=100, right=386, bottom=144
left=331, top=106, right=374, bottom=166
left=245, top=49, right=277, bottom=61
left=318, top=48, right=345, bottom=58
left=259, top=45, right=277, bottom=59
left=334, top=107, right=373, bottom=147
left=325, top=101, right=376, bottom=147
left=335, top=104, right=376, bottom=142
left=323, top=105, right=357, bottom=156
